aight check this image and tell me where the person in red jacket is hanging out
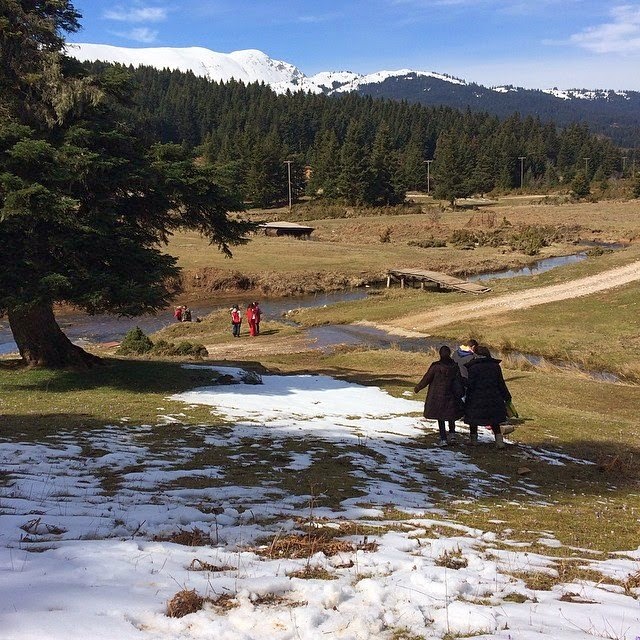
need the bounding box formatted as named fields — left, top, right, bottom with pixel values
left=246, top=303, right=256, bottom=337
left=253, top=301, right=262, bottom=335
left=230, top=305, right=242, bottom=337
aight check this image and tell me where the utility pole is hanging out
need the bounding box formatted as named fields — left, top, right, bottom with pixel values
left=518, top=156, right=526, bottom=189
left=622, top=156, right=628, bottom=176
left=583, top=157, right=590, bottom=174
left=423, top=159, right=433, bottom=194
left=284, top=160, right=293, bottom=211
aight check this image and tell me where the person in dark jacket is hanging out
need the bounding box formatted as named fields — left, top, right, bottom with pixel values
left=414, top=345, right=465, bottom=446
left=464, top=345, right=511, bottom=448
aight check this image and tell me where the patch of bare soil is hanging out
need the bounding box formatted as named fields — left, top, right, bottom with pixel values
left=372, top=260, right=640, bottom=334
left=203, top=333, right=316, bottom=359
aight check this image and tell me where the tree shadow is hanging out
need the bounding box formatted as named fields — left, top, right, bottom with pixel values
left=0, top=413, right=115, bottom=440
left=0, top=357, right=271, bottom=395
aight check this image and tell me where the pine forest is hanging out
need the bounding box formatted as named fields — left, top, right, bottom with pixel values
left=88, top=62, right=625, bottom=209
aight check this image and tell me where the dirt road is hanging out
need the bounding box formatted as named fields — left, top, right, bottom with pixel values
left=369, top=260, right=640, bottom=336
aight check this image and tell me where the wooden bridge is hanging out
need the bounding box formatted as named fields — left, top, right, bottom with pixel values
left=386, top=268, right=491, bottom=294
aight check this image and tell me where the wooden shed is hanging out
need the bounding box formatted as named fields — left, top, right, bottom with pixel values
left=259, top=221, right=315, bottom=238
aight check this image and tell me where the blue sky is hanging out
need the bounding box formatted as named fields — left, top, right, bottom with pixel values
left=69, top=1, right=640, bottom=90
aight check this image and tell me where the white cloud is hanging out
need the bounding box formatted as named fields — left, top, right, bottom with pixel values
left=570, top=5, right=640, bottom=54
left=113, top=27, right=160, bottom=43
left=103, top=5, right=168, bottom=23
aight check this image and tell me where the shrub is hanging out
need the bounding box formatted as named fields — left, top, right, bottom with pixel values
left=117, top=327, right=153, bottom=355
left=150, top=340, right=208, bottom=358
left=407, top=238, right=447, bottom=248
left=175, top=341, right=208, bottom=357
left=449, top=229, right=479, bottom=247
left=379, top=226, right=393, bottom=243
left=508, top=225, right=551, bottom=255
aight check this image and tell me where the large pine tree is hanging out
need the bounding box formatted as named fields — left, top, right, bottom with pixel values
left=0, top=1, right=251, bottom=368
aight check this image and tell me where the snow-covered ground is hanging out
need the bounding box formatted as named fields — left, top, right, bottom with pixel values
left=1, top=365, right=638, bottom=639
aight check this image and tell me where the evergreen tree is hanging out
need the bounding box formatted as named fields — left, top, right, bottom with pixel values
left=571, top=170, right=591, bottom=198
left=401, top=135, right=427, bottom=191
left=246, top=131, right=286, bottom=207
left=0, top=1, right=250, bottom=368
left=632, top=173, right=640, bottom=199
left=469, top=151, right=495, bottom=196
left=432, top=132, right=474, bottom=207
left=368, top=122, right=403, bottom=205
left=337, top=120, right=372, bottom=206
left=308, top=129, right=341, bottom=198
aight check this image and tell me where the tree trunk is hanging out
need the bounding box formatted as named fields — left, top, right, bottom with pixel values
left=7, top=303, right=102, bottom=368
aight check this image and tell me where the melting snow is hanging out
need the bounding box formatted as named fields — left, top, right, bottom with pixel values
left=1, top=365, right=638, bottom=639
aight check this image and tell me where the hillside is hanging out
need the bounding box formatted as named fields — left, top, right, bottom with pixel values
left=69, top=43, right=640, bottom=147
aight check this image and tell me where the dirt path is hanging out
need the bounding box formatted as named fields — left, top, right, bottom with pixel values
left=366, top=260, right=640, bottom=336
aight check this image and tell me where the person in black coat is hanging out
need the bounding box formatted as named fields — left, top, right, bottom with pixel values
left=464, top=345, right=511, bottom=448
left=414, top=345, right=465, bottom=446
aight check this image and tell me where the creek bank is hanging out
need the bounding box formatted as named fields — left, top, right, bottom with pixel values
left=0, top=247, right=626, bottom=360
left=177, top=268, right=377, bottom=297
left=175, top=242, right=622, bottom=298
left=305, top=322, right=626, bottom=384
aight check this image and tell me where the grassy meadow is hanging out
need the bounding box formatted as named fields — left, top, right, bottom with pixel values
left=2, top=195, right=640, bottom=565
left=168, top=197, right=640, bottom=280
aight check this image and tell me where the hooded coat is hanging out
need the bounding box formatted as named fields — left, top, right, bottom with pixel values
left=464, top=356, right=511, bottom=425
left=414, top=359, right=464, bottom=421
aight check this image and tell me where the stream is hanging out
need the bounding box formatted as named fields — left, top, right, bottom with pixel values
left=0, top=248, right=625, bottom=382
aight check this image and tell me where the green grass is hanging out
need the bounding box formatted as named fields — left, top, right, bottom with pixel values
left=153, top=309, right=300, bottom=345
left=2, top=295, right=640, bottom=554
left=290, top=243, right=640, bottom=327
left=433, top=280, right=640, bottom=381
left=0, top=358, right=224, bottom=436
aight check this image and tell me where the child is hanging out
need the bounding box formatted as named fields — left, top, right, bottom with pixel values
left=230, top=305, right=242, bottom=337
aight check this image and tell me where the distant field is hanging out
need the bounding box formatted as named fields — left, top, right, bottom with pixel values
left=167, top=197, right=640, bottom=281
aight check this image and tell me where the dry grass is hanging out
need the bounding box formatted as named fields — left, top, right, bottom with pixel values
left=256, top=533, right=359, bottom=559
left=287, top=566, right=337, bottom=580
left=168, top=199, right=640, bottom=302
left=434, top=548, right=469, bottom=570
left=187, top=558, right=234, bottom=572
left=510, top=560, right=620, bottom=592
left=154, top=527, right=210, bottom=547
left=210, top=594, right=239, bottom=612
left=166, top=589, right=204, bottom=618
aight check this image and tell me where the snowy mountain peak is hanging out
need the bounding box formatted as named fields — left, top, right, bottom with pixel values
left=67, top=43, right=466, bottom=96
left=67, top=43, right=629, bottom=101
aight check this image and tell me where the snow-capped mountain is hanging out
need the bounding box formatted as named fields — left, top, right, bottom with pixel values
left=68, top=43, right=470, bottom=96
left=68, top=43, right=634, bottom=101
left=67, top=43, right=640, bottom=146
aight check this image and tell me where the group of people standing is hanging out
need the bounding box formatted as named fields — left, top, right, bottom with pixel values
left=173, top=305, right=192, bottom=322
left=230, top=302, right=261, bottom=338
left=414, top=339, right=513, bottom=449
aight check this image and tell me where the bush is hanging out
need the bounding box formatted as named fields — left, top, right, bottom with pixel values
left=509, top=226, right=548, bottom=255
left=117, top=327, right=153, bottom=355
left=407, top=238, right=447, bottom=248
left=379, top=226, right=393, bottom=243
left=449, top=229, right=479, bottom=247
left=150, top=340, right=208, bottom=358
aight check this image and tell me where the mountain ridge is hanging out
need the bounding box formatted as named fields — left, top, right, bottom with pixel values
left=68, top=43, right=640, bottom=146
